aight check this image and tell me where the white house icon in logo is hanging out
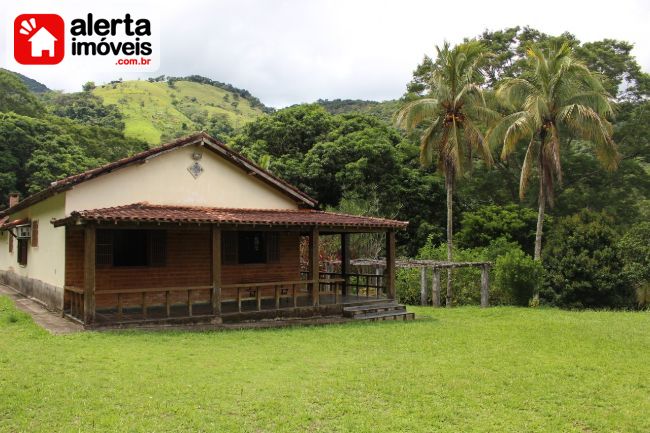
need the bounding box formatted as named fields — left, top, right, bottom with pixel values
left=19, top=18, right=58, bottom=57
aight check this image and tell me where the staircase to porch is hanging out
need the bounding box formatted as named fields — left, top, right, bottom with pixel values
left=343, top=301, right=414, bottom=321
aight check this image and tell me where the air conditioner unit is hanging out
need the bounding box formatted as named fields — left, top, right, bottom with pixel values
left=16, top=225, right=31, bottom=239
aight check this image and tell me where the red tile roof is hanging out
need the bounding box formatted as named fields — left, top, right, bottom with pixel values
left=52, top=203, right=408, bottom=230
left=0, top=132, right=318, bottom=217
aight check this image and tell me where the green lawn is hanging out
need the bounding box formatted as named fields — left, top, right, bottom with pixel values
left=1, top=296, right=648, bottom=432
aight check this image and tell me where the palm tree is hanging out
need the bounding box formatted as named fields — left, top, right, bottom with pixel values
left=488, top=42, right=618, bottom=260
left=395, top=41, right=495, bottom=306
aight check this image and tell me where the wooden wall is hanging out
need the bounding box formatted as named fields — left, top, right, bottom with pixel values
left=65, top=227, right=301, bottom=300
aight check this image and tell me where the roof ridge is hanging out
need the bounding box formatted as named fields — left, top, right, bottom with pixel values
left=1, top=132, right=318, bottom=217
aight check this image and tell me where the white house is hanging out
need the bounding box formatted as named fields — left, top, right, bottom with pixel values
left=0, top=133, right=408, bottom=327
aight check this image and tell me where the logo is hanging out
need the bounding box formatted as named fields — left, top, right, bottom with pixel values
left=14, top=14, right=65, bottom=65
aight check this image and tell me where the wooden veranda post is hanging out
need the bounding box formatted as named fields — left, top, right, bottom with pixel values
left=431, top=269, right=441, bottom=307
left=341, top=233, right=350, bottom=297
left=83, top=224, right=96, bottom=324
left=385, top=230, right=396, bottom=300
left=480, top=264, right=489, bottom=308
left=212, top=226, right=222, bottom=315
left=310, top=228, right=320, bottom=306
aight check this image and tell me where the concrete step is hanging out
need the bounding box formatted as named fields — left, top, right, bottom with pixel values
left=343, top=302, right=405, bottom=318
left=353, top=310, right=415, bottom=321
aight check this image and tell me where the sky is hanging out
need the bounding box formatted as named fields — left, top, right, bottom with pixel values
left=1, top=0, right=649, bottom=107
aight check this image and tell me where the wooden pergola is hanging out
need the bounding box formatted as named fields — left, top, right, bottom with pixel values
left=348, top=259, right=492, bottom=308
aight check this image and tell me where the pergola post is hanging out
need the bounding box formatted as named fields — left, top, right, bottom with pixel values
left=310, top=228, right=320, bottom=306
left=83, top=224, right=96, bottom=324
left=420, top=267, right=427, bottom=305
left=480, top=264, right=489, bottom=308
left=212, top=226, right=222, bottom=316
left=385, top=230, right=396, bottom=300
left=340, top=233, right=350, bottom=297
left=431, top=268, right=441, bottom=307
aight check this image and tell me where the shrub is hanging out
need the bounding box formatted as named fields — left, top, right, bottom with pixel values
left=494, top=249, right=544, bottom=306
left=618, top=222, right=650, bottom=308
left=457, top=204, right=539, bottom=254
left=541, top=210, right=634, bottom=309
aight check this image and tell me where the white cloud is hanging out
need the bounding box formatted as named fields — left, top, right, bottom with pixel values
left=1, top=0, right=649, bottom=107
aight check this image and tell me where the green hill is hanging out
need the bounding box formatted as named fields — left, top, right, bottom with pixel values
left=0, top=69, right=50, bottom=93
left=93, top=79, right=267, bottom=144
left=316, top=99, right=401, bottom=123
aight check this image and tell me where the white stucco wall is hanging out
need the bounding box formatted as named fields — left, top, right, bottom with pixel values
left=0, top=143, right=300, bottom=305
left=65, top=144, right=299, bottom=213
left=0, top=194, right=66, bottom=288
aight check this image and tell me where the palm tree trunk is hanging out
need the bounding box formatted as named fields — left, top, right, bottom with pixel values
left=445, top=172, right=453, bottom=307
left=534, top=168, right=545, bottom=261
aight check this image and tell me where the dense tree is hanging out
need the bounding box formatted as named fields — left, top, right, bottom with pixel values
left=488, top=42, right=618, bottom=260
left=617, top=223, right=650, bottom=308
left=0, top=70, right=43, bottom=117
left=395, top=41, right=496, bottom=305
left=456, top=204, right=539, bottom=254
left=542, top=210, right=633, bottom=308
left=41, top=92, right=125, bottom=131
left=232, top=104, right=333, bottom=158
left=0, top=112, right=146, bottom=206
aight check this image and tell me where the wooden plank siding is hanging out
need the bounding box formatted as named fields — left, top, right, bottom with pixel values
left=65, top=227, right=301, bottom=311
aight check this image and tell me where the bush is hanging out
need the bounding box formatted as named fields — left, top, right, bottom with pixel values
left=457, top=204, right=539, bottom=254
left=541, top=210, right=634, bottom=309
left=494, top=249, right=544, bottom=306
left=618, top=222, right=650, bottom=308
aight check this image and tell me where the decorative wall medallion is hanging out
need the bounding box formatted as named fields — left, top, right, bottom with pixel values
left=187, top=161, right=204, bottom=179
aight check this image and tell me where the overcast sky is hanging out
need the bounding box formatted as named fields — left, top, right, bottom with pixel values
left=2, top=0, right=649, bottom=107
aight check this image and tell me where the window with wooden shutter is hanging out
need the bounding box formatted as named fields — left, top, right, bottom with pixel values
left=96, top=230, right=113, bottom=266
left=267, top=232, right=280, bottom=262
left=95, top=229, right=166, bottom=267
left=17, top=238, right=28, bottom=266
left=149, top=230, right=167, bottom=266
left=31, top=220, right=39, bottom=247
left=238, top=231, right=267, bottom=264
left=9, top=233, right=13, bottom=253
left=221, top=231, right=238, bottom=264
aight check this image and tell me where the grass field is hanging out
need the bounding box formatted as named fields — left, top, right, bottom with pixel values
left=1, top=296, right=648, bottom=432
left=93, top=80, right=265, bottom=144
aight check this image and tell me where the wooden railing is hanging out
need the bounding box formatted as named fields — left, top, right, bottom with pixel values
left=64, top=286, right=84, bottom=322
left=317, top=277, right=345, bottom=305
left=301, top=271, right=387, bottom=299
left=345, top=272, right=386, bottom=298
left=92, top=286, right=213, bottom=322
left=221, top=280, right=308, bottom=313
left=65, top=275, right=369, bottom=324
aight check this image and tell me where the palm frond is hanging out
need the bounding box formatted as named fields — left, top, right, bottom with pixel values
left=519, top=138, right=537, bottom=199
left=502, top=113, right=534, bottom=159
left=394, top=98, right=439, bottom=131
left=418, top=117, right=442, bottom=167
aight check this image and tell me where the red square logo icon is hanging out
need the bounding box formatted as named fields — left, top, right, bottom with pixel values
left=14, top=14, right=65, bottom=65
